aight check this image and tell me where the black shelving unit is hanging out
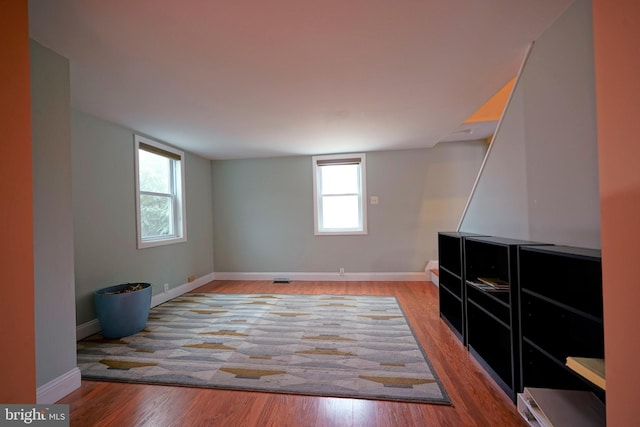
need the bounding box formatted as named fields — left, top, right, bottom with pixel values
left=437, top=232, right=485, bottom=344
left=518, top=245, right=604, bottom=402
left=463, top=236, right=546, bottom=402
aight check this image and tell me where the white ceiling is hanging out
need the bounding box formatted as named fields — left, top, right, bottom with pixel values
left=27, top=0, right=573, bottom=160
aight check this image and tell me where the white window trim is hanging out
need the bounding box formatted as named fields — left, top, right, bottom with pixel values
left=312, top=153, right=367, bottom=236
left=134, top=135, right=187, bottom=249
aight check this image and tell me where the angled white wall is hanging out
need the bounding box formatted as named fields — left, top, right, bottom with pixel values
left=31, top=40, right=79, bottom=400
left=459, top=71, right=530, bottom=239
left=460, top=0, right=600, bottom=249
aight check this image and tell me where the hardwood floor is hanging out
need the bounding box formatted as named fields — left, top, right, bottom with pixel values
left=60, top=281, right=527, bottom=426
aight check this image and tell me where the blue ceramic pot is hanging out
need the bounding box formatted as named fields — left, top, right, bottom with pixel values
left=94, top=283, right=152, bottom=339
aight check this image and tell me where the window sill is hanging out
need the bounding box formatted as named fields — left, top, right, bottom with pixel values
left=315, top=230, right=368, bottom=236
left=137, top=236, right=186, bottom=249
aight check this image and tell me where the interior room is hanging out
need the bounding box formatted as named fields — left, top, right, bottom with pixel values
left=1, top=0, right=638, bottom=425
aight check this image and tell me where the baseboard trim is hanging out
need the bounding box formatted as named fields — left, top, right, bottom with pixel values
left=150, top=272, right=216, bottom=307
left=37, top=367, right=81, bottom=404
left=425, top=260, right=439, bottom=287
left=75, top=271, right=428, bottom=339
left=213, top=272, right=429, bottom=282
left=429, top=270, right=439, bottom=287
left=76, top=319, right=101, bottom=341
left=76, top=272, right=216, bottom=341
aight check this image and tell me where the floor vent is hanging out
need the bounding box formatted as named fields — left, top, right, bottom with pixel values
left=273, top=278, right=291, bottom=284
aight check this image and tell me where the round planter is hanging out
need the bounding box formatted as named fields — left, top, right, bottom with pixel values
left=94, top=283, right=152, bottom=339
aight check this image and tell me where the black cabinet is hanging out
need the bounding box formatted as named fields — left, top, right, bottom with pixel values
left=463, top=236, right=546, bottom=402
left=518, top=245, right=604, bottom=401
left=437, top=232, right=485, bottom=344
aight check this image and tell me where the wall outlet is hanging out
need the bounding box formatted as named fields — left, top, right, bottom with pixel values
left=339, top=268, right=345, bottom=275
left=188, top=275, right=196, bottom=283
left=163, top=283, right=169, bottom=293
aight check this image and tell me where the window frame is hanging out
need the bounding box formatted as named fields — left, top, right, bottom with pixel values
left=312, top=153, right=367, bottom=236
left=134, top=135, right=187, bottom=249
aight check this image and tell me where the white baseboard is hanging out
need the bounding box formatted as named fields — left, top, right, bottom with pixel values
left=425, top=260, right=439, bottom=287
left=429, top=270, right=439, bottom=287
left=75, top=271, right=428, bottom=340
left=76, top=272, right=215, bottom=341
left=150, top=272, right=215, bottom=307
left=37, top=367, right=81, bottom=404
left=214, top=272, right=429, bottom=282
left=76, top=319, right=100, bottom=341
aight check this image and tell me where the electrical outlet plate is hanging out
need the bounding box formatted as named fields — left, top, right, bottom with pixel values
left=164, top=283, right=169, bottom=293
left=339, top=268, right=345, bottom=275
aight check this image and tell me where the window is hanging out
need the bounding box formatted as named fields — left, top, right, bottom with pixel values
left=135, top=135, right=186, bottom=248
left=312, top=153, right=367, bottom=235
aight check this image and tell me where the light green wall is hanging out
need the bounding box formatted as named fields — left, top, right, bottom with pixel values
left=212, top=142, right=487, bottom=273
left=72, top=110, right=214, bottom=324
left=31, top=40, right=78, bottom=387
left=461, top=0, right=600, bottom=249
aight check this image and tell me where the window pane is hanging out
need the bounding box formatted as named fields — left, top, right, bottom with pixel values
left=139, top=150, right=172, bottom=193
left=322, top=195, right=359, bottom=229
left=140, top=194, right=174, bottom=238
left=320, top=164, right=359, bottom=195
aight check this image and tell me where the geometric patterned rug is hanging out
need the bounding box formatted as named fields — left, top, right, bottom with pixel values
left=77, top=293, right=451, bottom=404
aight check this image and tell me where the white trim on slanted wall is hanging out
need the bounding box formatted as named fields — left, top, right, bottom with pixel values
left=457, top=42, right=534, bottom=231
left=213, top=272, right=429, bottom=282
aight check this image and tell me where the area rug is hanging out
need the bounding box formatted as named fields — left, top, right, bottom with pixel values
left=77, top=293, right=450, bottom=404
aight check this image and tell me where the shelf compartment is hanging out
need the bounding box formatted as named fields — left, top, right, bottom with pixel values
left=467, top=301, right=514, bottom=396
left=467, top=283, right=510, bottom=325
left=521, top=340, right=605, bottom=402
left=437, top=232, right=487, bottom=346
left=522, top=289, right=601, bottom=323
left=438, top=233, right=464, bottom=276
left=464, top=239, right=511, bottom=283
left=439, top=266, right=462, bottom=299
left=521, top=292, right=604, bottom=364
left=519, top=246, right=602, bottom=319
left=439, top=285, right=463, bottom=339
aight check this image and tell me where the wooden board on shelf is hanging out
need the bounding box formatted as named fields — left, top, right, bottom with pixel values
left=566, top=357, right=605, bottom=390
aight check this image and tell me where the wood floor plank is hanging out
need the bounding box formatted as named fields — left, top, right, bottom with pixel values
left=60, top=280, right=527, bottom=426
